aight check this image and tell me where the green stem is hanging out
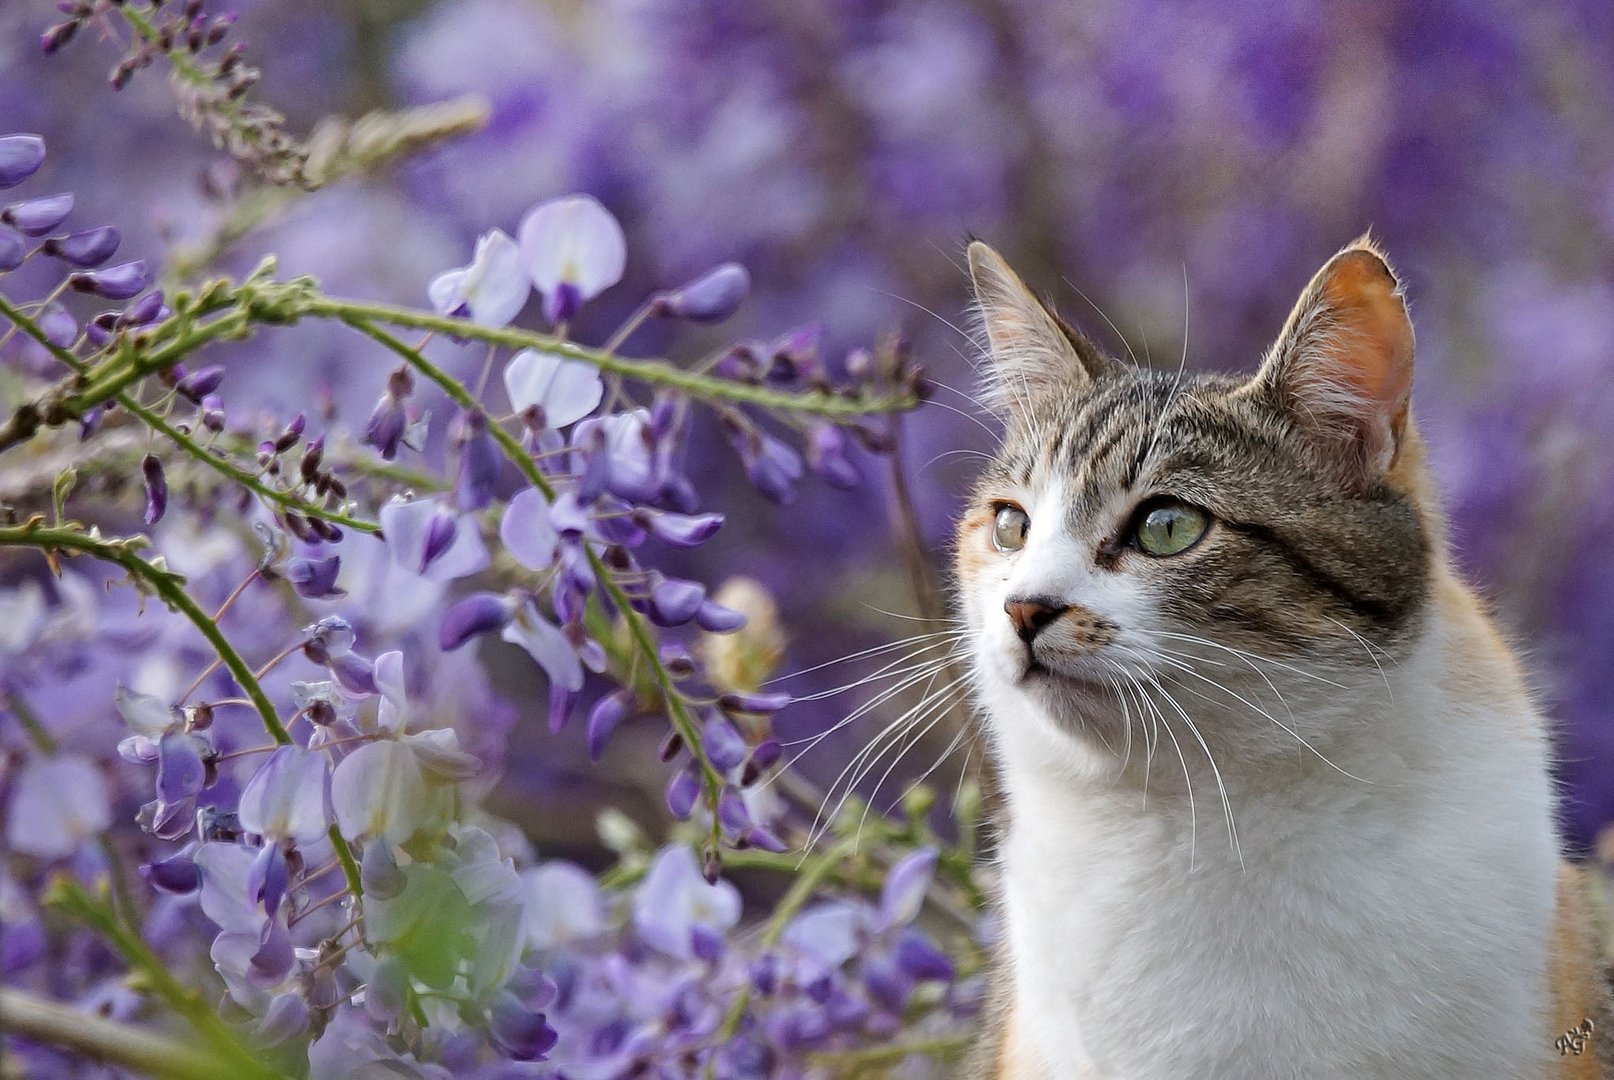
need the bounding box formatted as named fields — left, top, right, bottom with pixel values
left=6, top=691, right=58, bottom=753
left=807, top=1034, right=972, bottom=1070
left=0, top=987, right=252, bottom=1080
left=43, top=877, right=278, bottom=1078
left=313, top=296, right=915, bottom=417
left=328, top=824, right=365, bottom=900
left=0, top=521, right=288, bottom=744
left=126, top=397, right=381, bottom=533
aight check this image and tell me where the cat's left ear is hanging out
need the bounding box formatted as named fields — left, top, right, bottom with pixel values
left=1251, top=236, right=1414, bottom=492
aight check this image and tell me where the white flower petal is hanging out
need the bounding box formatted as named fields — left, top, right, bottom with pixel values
left=236, top=746, right=332, bottom=847
left=502, top=349, right=603, bottom=429
left=4, top=755, right=111, bottom=858
left=500, top=599, right=583, bottom=692
left=331, top=741, right=451, bottom=846
left=499, top=487, right=559, bottom=570
left=517, top=195, right=626, bottom=300
left=114, top=684, right=175, bottom=735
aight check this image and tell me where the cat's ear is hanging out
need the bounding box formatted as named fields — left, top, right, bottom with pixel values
left=1251, top=236, right=1414, bottom=492
left=968, top=241, right=1113, bottom=419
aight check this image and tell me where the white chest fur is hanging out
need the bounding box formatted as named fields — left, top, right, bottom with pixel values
left=990, top=637, right=1559, bottom=1079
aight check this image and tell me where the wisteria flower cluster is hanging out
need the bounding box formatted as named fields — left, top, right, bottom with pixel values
left=0, top=5, right=981, bottom=1075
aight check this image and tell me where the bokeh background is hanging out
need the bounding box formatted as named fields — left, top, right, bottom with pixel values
left=4, top=0, right=1611, bottom=855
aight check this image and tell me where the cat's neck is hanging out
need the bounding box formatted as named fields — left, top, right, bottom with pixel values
left=988, top=566, right=1560, bottom=1079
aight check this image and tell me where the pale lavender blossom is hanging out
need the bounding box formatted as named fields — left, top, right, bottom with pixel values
left=517, top=194, right=627, bottom=323
left=427, top=227, right=529, bottom=326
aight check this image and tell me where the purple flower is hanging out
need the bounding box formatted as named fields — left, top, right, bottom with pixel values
left=68, top=259, right=150, bottom=299
left=362, top=369, right=414, bottom=460
left=500, top=487, right=559, bottom=568
left=156, top=730, right=207, bottom=804
left=427, top=227, right=529, bottom=327
left=503, top=349, right=603, bottom=429
left=695, top=599, right=748, bottom=632
left=236, top=746, right=332, bottom=847
left=877, top=848, right=937, bottom=931
left=517, top=194, right=626, bottom=323
left=141, top=846, right=202, bottom=894
left=176, top=364, right=226, bottom=402
left=647, top=575, right=706, bottom=627
left=0, top=227, right=23, bottom=272
left=655, top=262, right=751, bottom=322
left=257, top=992, right=310, bottom=1046
left=379, top=498, right=490, bottom=581
left=636, top=508, right=723, bottom=547
left=41, top=225, right=119, bottom=267
left=141, top=453, right=167, bottom=525
left=734, top=430, right=805, bottom=505
left=285, top=555, right=344, bottom=599
left=893, top=927, right=955, bottom=983
left=586, top=690, right=632, bottom=760
left=633, top=846, right=741, bottom=960
left=665, top=769, right=701, bottom=820
left=3, top=192, right=72, bottom=235
left=488, top=990, right=558, bottom=1060
left=703, top=717, right=748, bottom=772
left=439, top=591, right=515, bottom=650
left=0, top=134, right=45, bottom=188
left=522, top=862, right=606, bottom=949
left=806, top=423, right=860, bottom=489
left=500, top=597, right=584, bottom=699
left=360, top=839, right=406, bottom=899
left=453, top=410, right=501, bottom=512
left=4, top=754, right=111, bottom=858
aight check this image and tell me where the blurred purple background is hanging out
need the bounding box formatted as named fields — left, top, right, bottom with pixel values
left=5, top=0, right=1610, bottom=854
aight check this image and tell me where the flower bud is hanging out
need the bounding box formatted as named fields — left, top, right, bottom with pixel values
left=42, top=225, right=119, bottom=266
left=116, top=289, right=167, bottom=328
left=438, top=592, right=514, bottom=651
left=647, top=575, right=705, bottom=627
left=284, top=554, right=343, bottom=599
left=176, top=364, right=225, bottom=402
left=68, top=259, right=150, bottom=299
left=0, top=134, right=46, bottom=189
left=586, top=690, right=632, bottom=761
left=141, top=453, right=167, bottom=525
left=702, top=717, right=748, bottom=773
left=806, top=423, right=859, bottom=489
left=654, top=262, right=750, bottom=322
left=0, top=227, right=24, bottom=272
left=665, top=769, right=700, bottom=820
left=3, top=192, right=73, bottom=235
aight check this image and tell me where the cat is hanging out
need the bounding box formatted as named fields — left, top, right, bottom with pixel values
left=952, top=237, right=1612, bottom=1079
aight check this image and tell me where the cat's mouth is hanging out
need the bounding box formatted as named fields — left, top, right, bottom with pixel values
left=1018, top=653, right=1109, bottom=695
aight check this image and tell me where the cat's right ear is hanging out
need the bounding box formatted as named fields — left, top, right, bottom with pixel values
left=968, top=241, right=1112, bottom=419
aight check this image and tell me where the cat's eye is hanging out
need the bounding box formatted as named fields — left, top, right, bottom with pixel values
left=1133, top=500, right=1209, bottom=557
left=992, top=505, right=1030, bottom=552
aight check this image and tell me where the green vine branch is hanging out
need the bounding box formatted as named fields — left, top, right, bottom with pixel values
left=0, top=519, right=288, bottom=744
left=42, top=877, right=278, bottom=1078
left=1, top=273, right=917, bottom=454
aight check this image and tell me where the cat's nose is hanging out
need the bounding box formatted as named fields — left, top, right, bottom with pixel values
left=1005, top=596, right=1067, bottom=644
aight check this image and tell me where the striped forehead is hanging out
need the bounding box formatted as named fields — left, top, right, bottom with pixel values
left=995, top=373, right=1244, bottom=517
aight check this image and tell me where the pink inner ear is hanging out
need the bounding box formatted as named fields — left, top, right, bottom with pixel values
left=1318, top=251, right=1414, bottom=414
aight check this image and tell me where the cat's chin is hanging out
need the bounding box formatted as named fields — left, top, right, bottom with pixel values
left=1016, top=658, right=1112, bottom=699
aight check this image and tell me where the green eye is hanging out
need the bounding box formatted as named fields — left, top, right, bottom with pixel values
left=992, top=505, right=1030, bottom=552
left=1134, top=501, right=1209, bottom=557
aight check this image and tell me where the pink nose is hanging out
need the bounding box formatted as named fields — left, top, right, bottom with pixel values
left=1005, top=597, right=1067, bottom=643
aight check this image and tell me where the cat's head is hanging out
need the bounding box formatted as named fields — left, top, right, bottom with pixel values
left=955, top=238, right=1438, bottom=773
